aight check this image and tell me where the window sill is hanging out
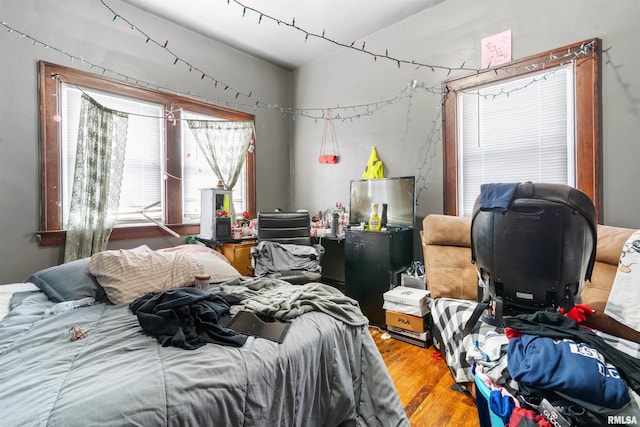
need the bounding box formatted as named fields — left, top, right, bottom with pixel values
left=37, top=224, right=201, bottom=247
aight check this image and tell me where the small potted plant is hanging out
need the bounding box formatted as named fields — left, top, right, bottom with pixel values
left=240, top=211, right=251, bottom=226
left=240, top=211, right=252, bottom=236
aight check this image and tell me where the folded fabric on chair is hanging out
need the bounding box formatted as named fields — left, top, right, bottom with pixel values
left=252, top=240, right=321, bottom=277
left=478, top=182, right=519, bottom=211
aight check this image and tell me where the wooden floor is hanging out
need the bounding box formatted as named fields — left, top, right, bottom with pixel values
left=370, top=327, right=479, bottom=427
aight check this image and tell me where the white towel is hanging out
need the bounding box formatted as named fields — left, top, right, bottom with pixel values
left=604, top=230, right=640, bottom=333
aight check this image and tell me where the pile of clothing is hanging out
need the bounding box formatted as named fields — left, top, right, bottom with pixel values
left=468, top=311, right=640, bottom=426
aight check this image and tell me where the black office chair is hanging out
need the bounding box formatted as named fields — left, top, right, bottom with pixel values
left=250, top=211, right=325, bottom=285
left=467, top=182, right=597, bottom=328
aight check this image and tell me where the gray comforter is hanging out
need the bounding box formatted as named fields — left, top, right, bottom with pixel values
left=0, top=279, right=408, bottom=426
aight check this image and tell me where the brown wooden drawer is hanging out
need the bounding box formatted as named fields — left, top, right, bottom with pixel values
left=221, top=241, right=257, bottom=276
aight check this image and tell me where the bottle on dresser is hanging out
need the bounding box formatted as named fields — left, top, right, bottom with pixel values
left=368, top=203, right=382, bottom=231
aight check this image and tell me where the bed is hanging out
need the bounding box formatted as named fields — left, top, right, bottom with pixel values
left=0, top=245, right=408, bottom=426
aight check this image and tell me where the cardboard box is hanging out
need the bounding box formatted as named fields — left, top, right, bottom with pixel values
left=401, top=274, right=426, bottom=290
left=383, top=286, right=430, bottom=307
left=383, top=300, right=429, bottom=317
left=385, top=310, right=430, bottom=333
left=386, top=325, right=431, bottom=341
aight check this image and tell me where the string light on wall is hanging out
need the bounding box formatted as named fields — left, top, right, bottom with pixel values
left=0, top=19, right=445, bottom=121
left=602, top=47, right=638, bottom=112
left=457, top=66, right=570, bottom=100
left=99, top=0, right=254, bottom=106
left=223, top=0, right=596, bottom=76
left=415, top=107, right=442, bottom=204
left=99, top=0, right=597, bottom=90
left=2, top=0, right=597, bottom=123
left=97, top=0, right=597, bottom=103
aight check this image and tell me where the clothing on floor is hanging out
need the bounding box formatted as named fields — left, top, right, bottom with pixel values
left=508, top=334, right=630, bottom=410
left=503, top=311, right=640, bottom=395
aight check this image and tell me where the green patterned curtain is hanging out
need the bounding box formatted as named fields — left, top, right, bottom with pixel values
left=186, top=120, right=255, bottom=216
left=64, top=94, right=129, bottom=262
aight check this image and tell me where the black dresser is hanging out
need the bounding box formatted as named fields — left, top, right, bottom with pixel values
left=344, top=229, right=413, bottom=327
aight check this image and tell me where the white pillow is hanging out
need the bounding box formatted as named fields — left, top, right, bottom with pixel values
left=187, top=252, right=241, bottom=283
left=158, top=244, right=231, bottom=264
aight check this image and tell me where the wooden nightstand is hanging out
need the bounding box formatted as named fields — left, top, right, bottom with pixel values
left=220, top=240, right=257, bottom=276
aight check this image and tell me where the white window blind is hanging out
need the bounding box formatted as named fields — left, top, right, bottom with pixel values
left=182, top=112, right=247, bottom=221
left=62, top=85, right=164, bottom=225
left=458, top=65, right=575, bottom=215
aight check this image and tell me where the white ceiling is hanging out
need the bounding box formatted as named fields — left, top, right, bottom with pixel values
left=122, top=0, right=445, bottom=70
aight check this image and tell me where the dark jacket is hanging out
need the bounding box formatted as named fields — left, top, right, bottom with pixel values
left=130, top=287, right=247, bottom=349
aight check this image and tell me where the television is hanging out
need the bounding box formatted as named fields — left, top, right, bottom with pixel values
left=348, top=176, right=416, bottom=228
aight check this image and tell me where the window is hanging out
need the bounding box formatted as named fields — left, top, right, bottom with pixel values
left=62, top=86, right=165, bottom=225
left=39, top=61, right=255, bottom=246
left=457, top=65, right=575, bottom=215
left=442, top=39, right=601, bottom=220
left=181, top=111, right=248, bottom=219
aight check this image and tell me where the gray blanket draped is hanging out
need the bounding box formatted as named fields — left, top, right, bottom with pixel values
left=226, top=277, right=368, bottom=326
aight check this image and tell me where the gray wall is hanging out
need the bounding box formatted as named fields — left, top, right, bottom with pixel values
left=0, top=0, right=291, bottom=283
left=2, top=0, right=639, bottom=282
left=291, top=0, right=640, bottom=253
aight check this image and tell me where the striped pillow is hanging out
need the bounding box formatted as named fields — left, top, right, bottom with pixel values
left=89, top=249, right=203, bottom=304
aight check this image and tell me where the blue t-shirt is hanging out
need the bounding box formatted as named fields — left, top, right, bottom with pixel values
left=508, top=334, right=630, bottom=409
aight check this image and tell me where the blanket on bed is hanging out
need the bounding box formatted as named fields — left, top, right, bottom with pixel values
left=0, top=278, right=407, bottom=427
left=228, top=277, right=369, bottom=326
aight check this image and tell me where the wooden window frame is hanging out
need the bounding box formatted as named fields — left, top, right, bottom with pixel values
left=442, top=38, right=601, bottom=221
left=38, top=61, right=256, bottom=246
